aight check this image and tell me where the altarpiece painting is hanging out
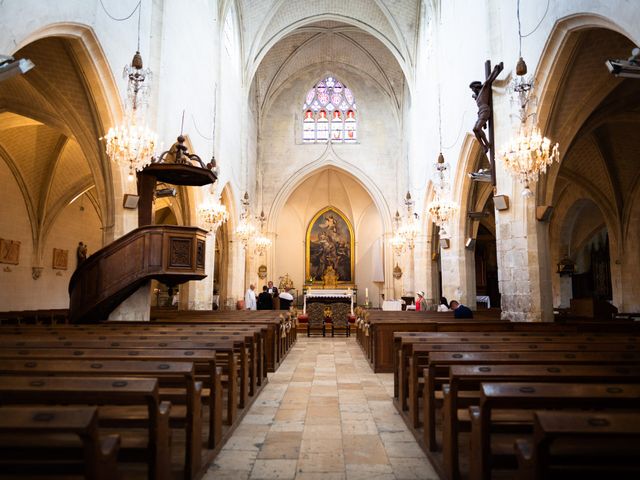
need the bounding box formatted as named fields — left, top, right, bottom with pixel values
left=306, top=207, right=354, bottom=285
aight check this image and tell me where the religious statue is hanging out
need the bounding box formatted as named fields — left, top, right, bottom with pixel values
left=469, top=62, right=504, bottom=153
left=77, top=241, right=87, bottom=266
left=163, top=135, right=190, bottom=164
left=322, top=265, right=338, bottom=288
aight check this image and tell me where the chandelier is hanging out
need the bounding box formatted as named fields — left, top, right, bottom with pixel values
left=498, top=0, right=560, bottom=197
left=197, top=196, right=228, bottom=232
left=392, top=192, right=421, bottom=250
left=235, top=192, right=257, bottom=248
left=103, top=49, right=158, bottom=180
left=427, top=153, right=458, bottom=238
left=254, top=210, right=272, bottom=256
left=391, top=226, right=405, bottom=256
left=499, top=124, right=559, bottom=197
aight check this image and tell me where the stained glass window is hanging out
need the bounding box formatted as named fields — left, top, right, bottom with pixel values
left=302, top=76, right=357, bottom=144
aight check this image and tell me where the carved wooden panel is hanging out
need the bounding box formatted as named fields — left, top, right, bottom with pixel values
left=169, top=237, right=193, bottom=268
left=196, top=240, right=205, bottom=268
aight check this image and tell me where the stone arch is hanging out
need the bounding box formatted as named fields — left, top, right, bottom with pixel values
left=10, top=23, right=123, bottom=243
left=246, top=12, right=413, bottom=91
left=533, top=14, right=637, bottom=204
left=267, top=147, right=393, bottom=235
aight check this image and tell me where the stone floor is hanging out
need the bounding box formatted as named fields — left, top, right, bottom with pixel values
left=204, top=337, right=439, bottom=480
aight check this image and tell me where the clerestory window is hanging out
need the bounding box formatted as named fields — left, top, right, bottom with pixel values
left=302, top=76, right=357, bottom=144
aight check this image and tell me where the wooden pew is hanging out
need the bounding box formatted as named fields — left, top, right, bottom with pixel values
left=0, top=406, right=119, bottom=480
left=0, top=376, right=171, bottom=480
left=406, top=339, right=638, bottom=431
left=0, top=359, right=205, bottom=478
left=0, top=347, right=229, bottom=444
left=442, top=364, right=640, bottom=480
left=469, top=382, right=640, bottom=480
left=0, top=335, right=253, bottom=409
left=515, top=411, right=640, bottom=479
left=421, top=350, right=640, bottom=453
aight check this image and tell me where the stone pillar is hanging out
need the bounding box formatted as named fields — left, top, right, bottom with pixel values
left=440, top=233, right=476, bottom=309
left=109, top=281, right=152, bottom=321
left=413, top=236, right=431, bottom=302
left=494, top=194, right=553, bottom=322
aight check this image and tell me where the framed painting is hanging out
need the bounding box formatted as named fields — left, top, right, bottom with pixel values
left=52, top=248, right=68, bottom=270
left=0, top=239, right=20, bottom=265
left=305, top=207, right=355, bottom=285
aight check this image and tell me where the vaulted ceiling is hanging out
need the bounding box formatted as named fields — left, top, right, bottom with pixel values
left=0, top=37, right=108, bottom=259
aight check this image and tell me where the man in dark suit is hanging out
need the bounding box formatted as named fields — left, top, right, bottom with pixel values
left=257, top=286, right=273, bottom=310
left=449, top=300, right=473, bottom=319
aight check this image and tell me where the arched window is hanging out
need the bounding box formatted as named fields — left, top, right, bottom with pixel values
left=302, top=76, right=357, bottom=143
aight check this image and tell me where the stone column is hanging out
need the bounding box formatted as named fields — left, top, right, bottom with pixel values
left=440, top=233, right=477, bottom=309
left=494, top=194, right=553, bottom=322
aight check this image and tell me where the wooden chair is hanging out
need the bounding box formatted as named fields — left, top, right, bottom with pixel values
left=330, top=302, right=350, bottom=337
left=306, top=303, right=326, bottom=337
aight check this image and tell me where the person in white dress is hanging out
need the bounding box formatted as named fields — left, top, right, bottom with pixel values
left=244, top=284, right=257, bottom=310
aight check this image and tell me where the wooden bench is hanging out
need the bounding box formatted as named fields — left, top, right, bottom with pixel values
left=442, top=364, right=640, bottom=480
left=469, top=382, right=640, bottom=480
left=0, top=405, right=119, bottom=480
left=0, top=347, right=229, bottom=444
left=515, top=410, right=640, bottom=479
left=0, top=376, right=171, bottom=480
left=0, top=359, right=205, bottom=479
left=406, top=339, right=639, bottom=431
left=421, top=350, right=640, bottom=453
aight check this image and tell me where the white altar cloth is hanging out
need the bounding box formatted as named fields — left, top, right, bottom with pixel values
left=382, top=300, right=402, bottom=311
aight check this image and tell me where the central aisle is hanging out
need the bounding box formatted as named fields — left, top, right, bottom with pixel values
left=205, top=337, right=439, bottom=479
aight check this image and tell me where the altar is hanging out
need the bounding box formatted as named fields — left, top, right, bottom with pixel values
left=303, top=288, right=356, bottom=314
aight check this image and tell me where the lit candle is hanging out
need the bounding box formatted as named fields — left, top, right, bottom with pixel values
left=365, top=288, right=368, bottom=299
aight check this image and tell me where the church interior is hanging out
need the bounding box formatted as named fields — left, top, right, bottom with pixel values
left=0, top=1, right=639, bottom=479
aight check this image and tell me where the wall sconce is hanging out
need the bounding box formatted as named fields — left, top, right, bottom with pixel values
left=556, top=256, right=575, bottom=276
left=493, top=194, right=509, bottom=211
left=441, top=238, right=450, bottom=249
left=465, top=237, right=476, bottom=250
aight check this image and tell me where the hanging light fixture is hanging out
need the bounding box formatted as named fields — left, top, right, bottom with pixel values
left=498, top=0, right=560, bottom=197
left=391, top=211, right=405, bottom=256
left=197, top=195, right=228, bottom=233
left=103, top=4, right=158, bottom=180
left=254, top=210, right=272, bottom=256
left=397, top=192, right=421, bottom=250
left=235, top=192, right=256, bottom=248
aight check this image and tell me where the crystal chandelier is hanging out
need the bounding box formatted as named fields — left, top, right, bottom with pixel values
left=499, top=124, right=559, bottom=197
left=254, top=210, right=272, bottom=256
left=391, top=221, right=405, bottom=256
left=394, top=192, right=421, bottom=250
left=235, top=192, right=256, bottom=248
left=427, top=153, right=458, bottom=238
left=103, top=47, right=158, bottom=180
left=498, top=0, right=560, bottom=197
left=197, top=196, right=228, bottom=232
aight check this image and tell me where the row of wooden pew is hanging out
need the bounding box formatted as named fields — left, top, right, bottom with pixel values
left=0, top=310, right=297, bottom=480
left=355, top=310, right=640, bottom=479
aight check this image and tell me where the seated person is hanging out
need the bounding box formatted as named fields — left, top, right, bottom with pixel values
left=449, top=300, right=473, bottom=318
left=279, top=288, right=295, bottom=310
left=257, top=285, right=273, bottom=310
left=437, top=296, right=450, bottom=312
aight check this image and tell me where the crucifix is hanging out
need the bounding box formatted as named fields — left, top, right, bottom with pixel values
left=469, top=60, right=504, bottom=187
